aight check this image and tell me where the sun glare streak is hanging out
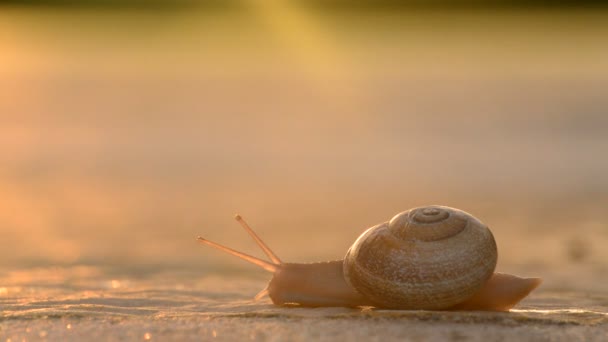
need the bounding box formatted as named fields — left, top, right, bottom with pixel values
left=246, top=0, right=365, bottom=111
left=0, top=17, right=20, bottom=74
left=0, top=13, right=60, bottom=77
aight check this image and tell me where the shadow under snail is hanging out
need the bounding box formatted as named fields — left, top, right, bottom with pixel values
left=197, top=205, right=541, bottom=311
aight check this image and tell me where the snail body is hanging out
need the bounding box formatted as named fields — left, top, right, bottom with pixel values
left=197, top=205, right=541, bottom=311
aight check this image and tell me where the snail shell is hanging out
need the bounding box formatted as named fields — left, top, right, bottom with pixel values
left=343, top=205, right=497, bottom=310
left=198, top=205, right=541, bottom=311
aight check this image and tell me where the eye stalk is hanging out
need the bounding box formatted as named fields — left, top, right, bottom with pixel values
left=196, top=215, right=281, bottom=273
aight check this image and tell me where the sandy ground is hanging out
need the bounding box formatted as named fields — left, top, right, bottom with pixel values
left=3, top=312, right=607, bottom=342
left=2, top=271, right=607, bottom=341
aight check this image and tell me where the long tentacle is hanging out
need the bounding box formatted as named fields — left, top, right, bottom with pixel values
left=235, top=215, right=282, bottom=265
left=197, top=237, right=278, bottom=273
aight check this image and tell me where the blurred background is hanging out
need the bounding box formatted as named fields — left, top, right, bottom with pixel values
left=1, top=1, right=607, bottom=289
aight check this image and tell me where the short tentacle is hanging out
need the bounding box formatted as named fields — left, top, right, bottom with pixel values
left=254, top=285, right=270, bottom=301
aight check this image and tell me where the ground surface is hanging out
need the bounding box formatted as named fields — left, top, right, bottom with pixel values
left=2, top=272, right=607, bottom=341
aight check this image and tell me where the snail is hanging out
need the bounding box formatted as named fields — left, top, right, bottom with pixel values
left=197, top=205, right=541, bottom=311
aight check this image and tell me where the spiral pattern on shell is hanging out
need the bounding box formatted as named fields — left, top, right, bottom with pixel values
left=343, top=205, right=497, bottom=310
